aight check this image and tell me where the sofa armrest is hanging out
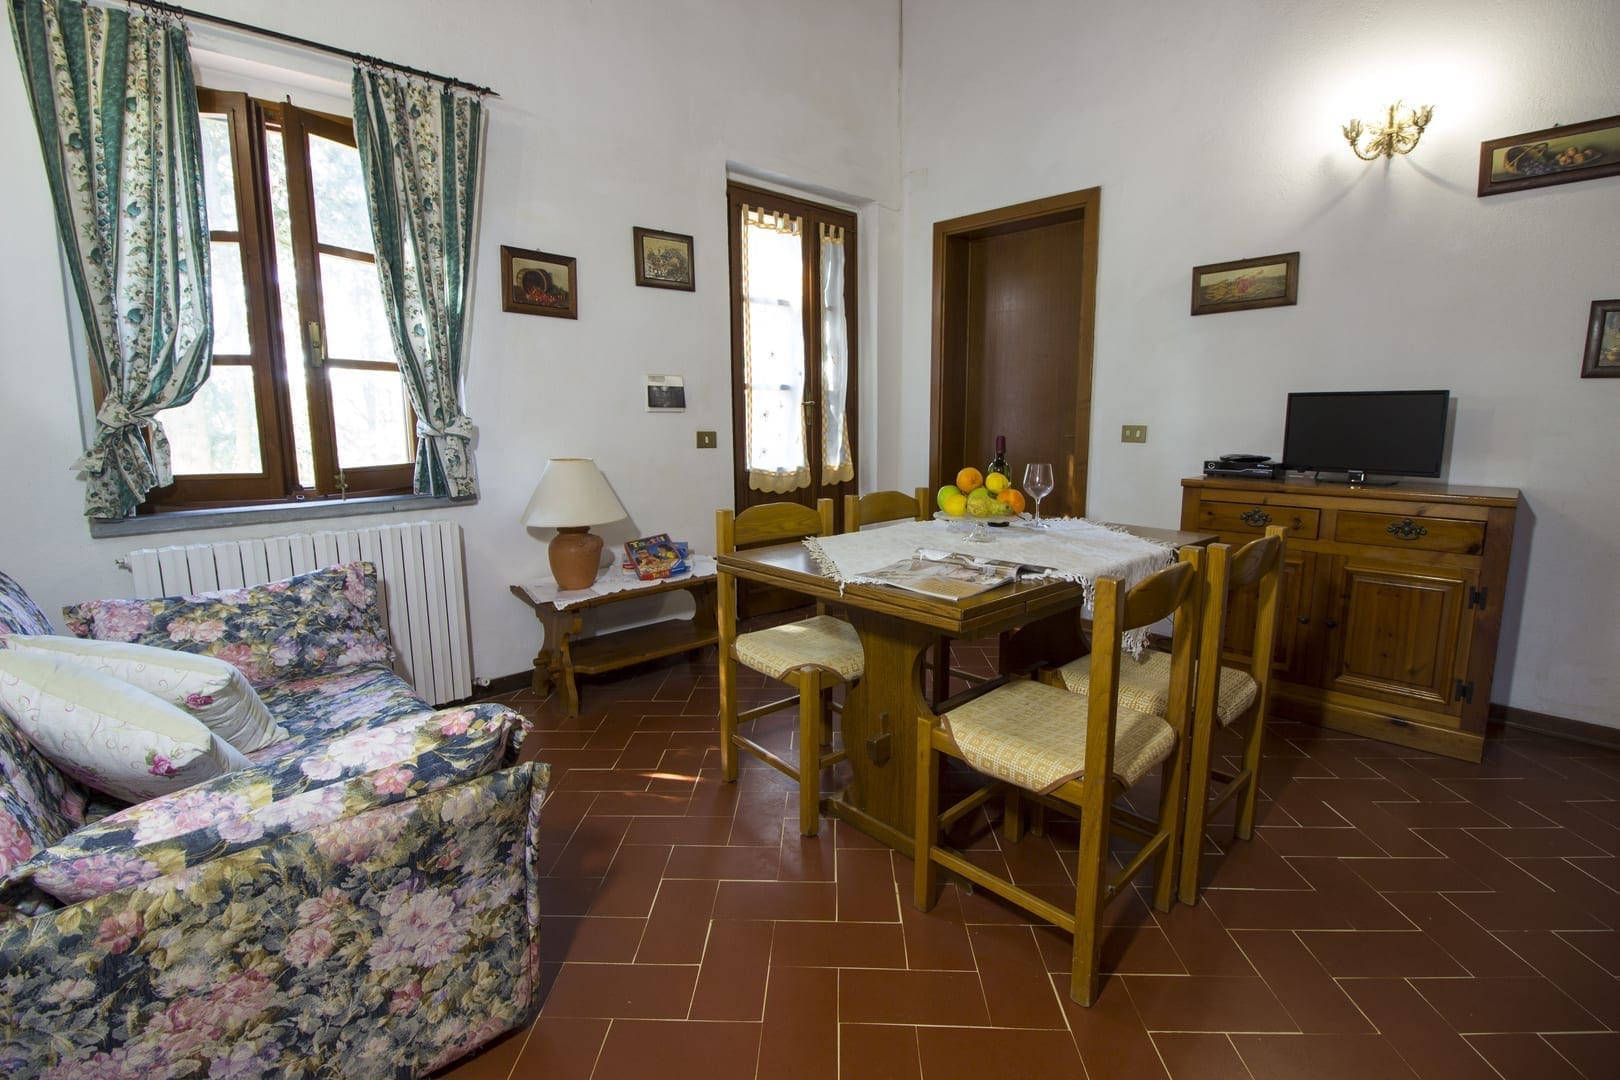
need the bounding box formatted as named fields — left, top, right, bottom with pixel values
left=2, top=702, right=534, bottom=906
left=0, top=762, right=546, bottom=1077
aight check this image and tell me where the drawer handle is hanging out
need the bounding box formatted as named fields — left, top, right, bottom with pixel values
left=1386, top=518, right=1428, bottom=541
left=1240, top=508, right=1272, bottom=527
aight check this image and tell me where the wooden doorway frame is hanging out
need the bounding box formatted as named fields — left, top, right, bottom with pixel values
left=928, top=187, right=1101, bottom=513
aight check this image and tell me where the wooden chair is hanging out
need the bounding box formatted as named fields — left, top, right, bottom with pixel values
left=1048, top=526, right=1285, bottom=904
left=718, top=499, right=864, bottom=836
left=914, top=551, right=1203, bottom=1006
left=843, top=488, right=983, bottom=703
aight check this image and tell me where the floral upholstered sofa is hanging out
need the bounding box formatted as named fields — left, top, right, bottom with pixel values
left=0, top=564, right=547, bottom=1078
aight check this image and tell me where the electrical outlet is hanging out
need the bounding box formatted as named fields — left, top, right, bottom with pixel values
left=1121, top=424, right=1148, bottom=444
left=696, top=430, right=717, bottom=449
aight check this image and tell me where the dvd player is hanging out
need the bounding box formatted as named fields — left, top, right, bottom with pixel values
left=1203, top=460, right=1284, bottom=479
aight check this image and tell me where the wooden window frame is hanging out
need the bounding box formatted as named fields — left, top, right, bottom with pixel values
left=138, top=90, right=412, bottom=514
left=724, top=181, right=859, bottom=521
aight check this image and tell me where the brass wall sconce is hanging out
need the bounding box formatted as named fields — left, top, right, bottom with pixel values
left=1343, top=101, right=1434, bottom=160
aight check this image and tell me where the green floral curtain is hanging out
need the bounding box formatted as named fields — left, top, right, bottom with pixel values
left=9, top=0, right=212, bottom=519
left=351, top=67, right=483, bottom=500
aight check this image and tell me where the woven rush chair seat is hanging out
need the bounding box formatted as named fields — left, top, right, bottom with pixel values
left=942, top=679, right=1175, bottom=792
left=1055, top=650, right=1258, bottom=726
left=735, top=614, right=864, bottom=681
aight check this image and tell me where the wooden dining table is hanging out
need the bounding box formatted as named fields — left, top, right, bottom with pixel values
left=717, top=522, right=1217, bottom=853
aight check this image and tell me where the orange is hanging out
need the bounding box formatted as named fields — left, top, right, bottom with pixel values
left=997, top=488, right=1026, bottom=514
left=955, top=466, right=984, bottom=493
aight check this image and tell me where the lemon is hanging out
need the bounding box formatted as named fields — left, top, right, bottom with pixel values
left=942, top=492, right=967, bottom=516
left=936, top=484, right=961, bottom=510
left=984, top=472, right=1010, bottom=494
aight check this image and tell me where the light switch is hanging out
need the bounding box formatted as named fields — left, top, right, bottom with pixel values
left=1121, top=425, right=1148, bottom=444
left=696, top=430, right=718, bottom=449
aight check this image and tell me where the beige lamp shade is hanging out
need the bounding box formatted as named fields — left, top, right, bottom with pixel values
left=522, top=458, right=627, bottom=590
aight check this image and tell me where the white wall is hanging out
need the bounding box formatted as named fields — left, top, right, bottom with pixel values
left=0, top=0, right=901, bottom=683
left=895, top=0, right=1620, bottom=728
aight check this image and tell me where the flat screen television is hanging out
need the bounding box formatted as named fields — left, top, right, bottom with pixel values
left=1281, top=390, right=1450, bottom=480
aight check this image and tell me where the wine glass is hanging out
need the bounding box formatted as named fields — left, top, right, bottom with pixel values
left=1023, top=463, right=1054, bottom=527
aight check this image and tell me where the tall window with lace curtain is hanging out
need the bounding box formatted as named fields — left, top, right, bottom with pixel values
left=726, top=182, right=858, bottom=523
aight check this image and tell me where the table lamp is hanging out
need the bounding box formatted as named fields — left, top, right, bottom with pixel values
left=522, top=457, right=627, bottom=590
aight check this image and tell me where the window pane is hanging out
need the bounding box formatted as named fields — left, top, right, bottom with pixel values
left=158, top=365, right=262, bottom=475
left=210, top=240, right=251, bottom=354
left=199, top=113, right=237, bottom=232
left=743, top=221, right=805, bottom=473
left=320, top=253, right=394, bottom=362
left=329, top=367, right=412, bottom=468
left=266, top=133, right=316, bottom=489
left=309, top=133, right=374, bottom=253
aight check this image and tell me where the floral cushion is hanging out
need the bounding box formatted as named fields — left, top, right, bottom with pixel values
left=0, top=762, right=546, bottom=1078
left=250, top=663, right=434, bottom=763
left=0, top=650, right=251, bottom=805
left=0, top=571, right=52, bottom=636
left=1, top=635, right=288, bottom=752
left=0, top=711, right=87, bottom=877
left=62, top=562, right=394, bottom=689
left=3, top=702, right=530, bottom=905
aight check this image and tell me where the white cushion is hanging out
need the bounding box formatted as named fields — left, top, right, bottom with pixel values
left=942, top=678, right=1175, bottom=793
left=734, top=615, right=864, bottom=682
left=1055, top=649, right=1258, bottom=726
left=0, top=650, right=250, bottom=803
left=3, top=634, right=287, bottom=751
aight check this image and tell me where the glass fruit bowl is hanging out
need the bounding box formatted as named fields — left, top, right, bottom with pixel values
left=934, top=508, right=1014, bottom=542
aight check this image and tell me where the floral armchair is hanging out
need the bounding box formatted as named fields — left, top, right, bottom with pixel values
left=0, top=567, right=547, bottom=1077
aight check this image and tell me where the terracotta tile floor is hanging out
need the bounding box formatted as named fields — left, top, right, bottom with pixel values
left=441, top=641, right=1620, bottom=1080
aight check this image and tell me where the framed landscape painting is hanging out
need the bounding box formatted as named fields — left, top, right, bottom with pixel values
left=632, top=227, right=695, bottom=291
left=501, top=245, right=577, bottom=319
left=1478, top=115, right=1620, bottom=197
left=1582, top=300, right=1620, bottom=379
left=1190, top=251, right=1299, bottom=316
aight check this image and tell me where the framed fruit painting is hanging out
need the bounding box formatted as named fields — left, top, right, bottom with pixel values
left=1478, top=115, right=1620, bottom=197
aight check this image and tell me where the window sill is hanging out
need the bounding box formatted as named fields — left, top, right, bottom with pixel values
left=88, top=494, right=475, bottom=540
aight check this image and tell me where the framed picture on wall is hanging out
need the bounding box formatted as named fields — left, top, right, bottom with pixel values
left=501, top=245, right=577, bottom=319
left=1478, top=115, right=1620, bottom=197
left=632, top=227, right=695, bottom=291
left=1582, top=299, right=1620, bottom=379
left=1189, top=252, right=1299, bottom=316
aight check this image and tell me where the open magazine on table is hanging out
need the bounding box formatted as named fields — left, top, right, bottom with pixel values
left=861, top=548, right=1048, bottom=600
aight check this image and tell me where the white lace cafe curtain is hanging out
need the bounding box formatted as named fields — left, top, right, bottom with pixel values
left=741, top=204, right=809, bottom=494
left=819, top=222, right=853, bottom=486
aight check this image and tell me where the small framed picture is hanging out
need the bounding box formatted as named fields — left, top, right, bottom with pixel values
left=645, top=374, right=686, bottom=411
left=1478, top=115, right=1620, bottom=197
left=632, top=227, right=695, bottom=291
left=1190, top=251, right=1299, bottom=316
left=501, top=245, right=577, bottom=319
left=1581, top=299, right=1620, bottom=379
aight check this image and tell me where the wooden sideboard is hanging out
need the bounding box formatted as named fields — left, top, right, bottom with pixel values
left=1180, top=477, right=1520, bottom=761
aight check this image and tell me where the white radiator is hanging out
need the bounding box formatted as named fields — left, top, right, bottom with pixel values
left=123, top=521, right=472, bottom=706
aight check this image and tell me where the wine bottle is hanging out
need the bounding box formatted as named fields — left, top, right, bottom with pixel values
left=986, top=435, right=1009, bottom=481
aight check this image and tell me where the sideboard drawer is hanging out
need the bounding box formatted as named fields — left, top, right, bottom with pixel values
left=1196, top=502, right=1320, bottom=540
left=1335, top=511, right=1486, bottom=555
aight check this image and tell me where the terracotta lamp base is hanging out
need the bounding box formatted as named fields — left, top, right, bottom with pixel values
left=548, top=526, right=604, bottom=591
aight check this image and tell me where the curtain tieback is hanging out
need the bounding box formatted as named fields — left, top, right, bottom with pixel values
left=74, top=400, right=161, bottom=470
left=417, top=416, right=475, bottom=441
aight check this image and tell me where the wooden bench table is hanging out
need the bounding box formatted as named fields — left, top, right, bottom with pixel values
left=511, top=562, right=718, bottom=717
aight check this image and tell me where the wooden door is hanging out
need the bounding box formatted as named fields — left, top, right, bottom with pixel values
left=1319, top=556, right=1477, bottom=714
left=931, top=189, right=1098, bottom=516
left=726, top=182, right=858, bottom=529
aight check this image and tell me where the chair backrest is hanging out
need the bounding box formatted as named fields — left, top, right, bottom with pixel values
left=1197, top=525, right=1286, bottom=723
left=717, top=498, right=835, bottom=555
left=1082, top=552, right=1203, bottom=786
left=843, top=488, right=931, bottom=532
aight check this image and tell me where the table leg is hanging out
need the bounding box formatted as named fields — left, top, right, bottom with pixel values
left=529, top=605, right=585, bottom=716
left=828, top=609, right=936, bottom=853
